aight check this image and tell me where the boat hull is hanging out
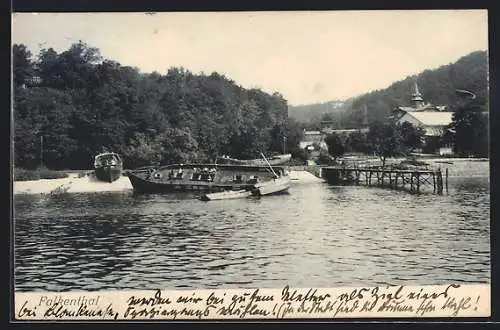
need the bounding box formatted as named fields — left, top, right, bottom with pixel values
left=94, top=152, right=123, bottom=183
left=218, top=154, right=292, bottom=166
left=255, top=175, right=291, bottom=196
left=201, top=189, right=253, bottom=201
left=95, top=166, right=122, bottom=183
left=128, top=173, right=253, bottom=193
left=127, top=164, right=286, bottom=194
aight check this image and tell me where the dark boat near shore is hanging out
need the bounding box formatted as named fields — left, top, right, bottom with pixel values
left=94, top=152, right=123, bottom=183
left=126, top=163, right=289, bottom=194
left=216, top=153, right=292, bottom=166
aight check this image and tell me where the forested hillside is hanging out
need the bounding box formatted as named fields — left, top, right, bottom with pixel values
left=287, top=100, right=350, bottom=126
left=290, top=50, right=488, bottom=128
left=13, top=42, right=304, bottom=170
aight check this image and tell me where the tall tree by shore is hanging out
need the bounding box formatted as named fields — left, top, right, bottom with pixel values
left=449, top=101, right=489, bottom=157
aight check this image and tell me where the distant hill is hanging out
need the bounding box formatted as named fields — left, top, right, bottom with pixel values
left=288, top=100, right=348, bottom=124
left=289, top=50, right=488, bottom=128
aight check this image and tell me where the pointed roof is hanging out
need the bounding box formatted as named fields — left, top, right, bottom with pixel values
left=411, top=81, right=423, bottom=102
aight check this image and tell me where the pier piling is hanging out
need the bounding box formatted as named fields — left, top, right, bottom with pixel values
left=321, top=165, right=448, bottom=195
left=445, top=168, right=449, bottom=193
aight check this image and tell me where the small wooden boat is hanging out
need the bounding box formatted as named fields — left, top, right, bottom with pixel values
left=201, top=189, right=253, bottom=201
left=216, top=153, right=292, bottom=166
left=94, top=152, right=123, bottom=183
left=253, top=153, right=291, bottom=196
left=254, top=174, right=291, bottom=196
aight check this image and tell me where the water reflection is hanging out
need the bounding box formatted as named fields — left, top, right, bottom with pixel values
left=14, top=169, right=490, bottom=291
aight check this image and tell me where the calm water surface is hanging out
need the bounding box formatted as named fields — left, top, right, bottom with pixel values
left=14, top=162, right=490, bottom=291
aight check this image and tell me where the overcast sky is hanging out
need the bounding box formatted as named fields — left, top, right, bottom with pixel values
left=12, top=10, right=488, bottom=105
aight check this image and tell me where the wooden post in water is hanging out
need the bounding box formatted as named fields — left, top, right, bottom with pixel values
left=436, top=169, right=443, bottom=195
left=445, top=168, right=449, bottom=193
left=40, top=135, right=44, bottom=168
left=432, top=172, right=436, bottom=193
left=416, top=172, right=420, bottom=193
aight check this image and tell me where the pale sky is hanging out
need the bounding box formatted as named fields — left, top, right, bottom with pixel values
left=12, top=10, right=488, bottom=105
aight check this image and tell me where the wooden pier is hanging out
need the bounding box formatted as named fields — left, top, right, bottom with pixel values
left=321, top=166, right=448, bottom=194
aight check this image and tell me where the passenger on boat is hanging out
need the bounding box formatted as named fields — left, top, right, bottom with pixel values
left=247, top=175, right=259, bottom=184
left=209, top=168, right=216, bottom=181
left=192, top=168, right=200, bottom=180
left=234, top=174, right=243, bottom=183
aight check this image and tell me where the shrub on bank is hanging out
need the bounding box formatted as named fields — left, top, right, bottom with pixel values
left=14, top=168, right=39, bottom=181
left=77, top=171, right=88, bottom=178
left=14, top=167, right=69, bottom=181
left=38, top=168, right=69, bottom=180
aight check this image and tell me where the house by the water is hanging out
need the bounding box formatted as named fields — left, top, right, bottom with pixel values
left=299, top=130, right=325, bottom=151
left=390, top=82, right=454, bottom=155
left=300, top=105, right=369, bottom=161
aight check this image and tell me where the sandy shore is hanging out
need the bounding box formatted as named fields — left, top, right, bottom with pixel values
left=288, top=170, right=325, bottom=183
left=13, top=170, right=324, bottom=195
left=13, top=173, right=134, bottom=195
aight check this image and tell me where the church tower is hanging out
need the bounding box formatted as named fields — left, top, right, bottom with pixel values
left=411, top=81, right=425, bottom=108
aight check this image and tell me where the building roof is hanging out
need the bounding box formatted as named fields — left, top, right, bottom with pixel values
left=322, top=128, right=369, bottom=134
left=397, top=104, right=445, bottom=112
left=406, top=111, right=453, bottom=126
left=398, top=106, right=417, bottom=112
left=304, top=130, right=322, bottom=135
left=299, top=141, right=328, bottom=150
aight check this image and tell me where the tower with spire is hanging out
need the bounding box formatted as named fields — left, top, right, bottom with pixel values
left=411, top=80, right=425, bottom=109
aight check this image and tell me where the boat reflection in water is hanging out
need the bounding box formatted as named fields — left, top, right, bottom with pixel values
left=126, top=163, right=291, bottom=199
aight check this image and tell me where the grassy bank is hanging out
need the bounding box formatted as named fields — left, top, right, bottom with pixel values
left=14, top=167, right=69, bottom=182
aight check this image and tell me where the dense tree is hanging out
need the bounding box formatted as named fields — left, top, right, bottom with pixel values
left=14, top=87, right=77, bottom=169
left=324, top=133, right=345, bottom=160
left=283, top=117, right=304, bottom=158
left=13, top=44, right=34, bottom=88
left=449, top=102, right=488, bottom=157
left=397, top=122, right=425, bottom=151
left=345, top=131, right=371, bottom=154
left=12, top=42, right=297, bottom=170
left=367, top=122, right=404, bottom=167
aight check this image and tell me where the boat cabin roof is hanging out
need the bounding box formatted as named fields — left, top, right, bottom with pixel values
left=156, top=163, right=286, bottom=173
left=95, top=152, right=122, bottom=160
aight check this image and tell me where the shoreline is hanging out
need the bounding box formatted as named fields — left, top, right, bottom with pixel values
left=13, top=170, right=324, bottom=196
left=13, top=157, right=489, bottom=196
left=13, top=173, right=134, bottom=196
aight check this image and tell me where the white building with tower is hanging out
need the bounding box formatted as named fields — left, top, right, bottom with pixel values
left=391, top=82, right=453, bottom=155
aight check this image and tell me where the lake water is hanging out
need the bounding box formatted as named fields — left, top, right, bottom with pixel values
left=14, top=161, right=490, bottom=292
